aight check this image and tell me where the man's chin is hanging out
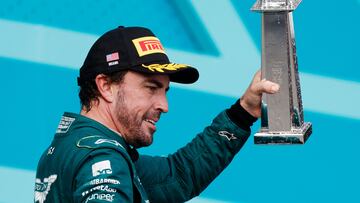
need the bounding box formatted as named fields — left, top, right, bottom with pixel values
left=132, top=132, right=154, bottom=148
left=143, top=133, right=154, bottom=146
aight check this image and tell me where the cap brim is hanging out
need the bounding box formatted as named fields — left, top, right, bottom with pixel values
left=132, top=63, right=199, bottom=84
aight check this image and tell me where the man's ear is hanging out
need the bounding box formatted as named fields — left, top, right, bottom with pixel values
left=95, top=74, right=115, bottom=103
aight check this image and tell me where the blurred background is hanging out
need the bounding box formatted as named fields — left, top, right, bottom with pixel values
left=0, top=0, right=359, bottom=202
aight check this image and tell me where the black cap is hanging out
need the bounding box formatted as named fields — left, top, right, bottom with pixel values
left=77, top=26, right=199, bottom=86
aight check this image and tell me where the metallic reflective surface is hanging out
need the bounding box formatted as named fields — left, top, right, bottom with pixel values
left=252, top=0, right=312, bottom=144
left=255, top=122, right=312, bottom=144
left=251, top=0, right=302, bottom=11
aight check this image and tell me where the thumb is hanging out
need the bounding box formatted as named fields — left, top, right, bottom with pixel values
left=253, top=79, right=280, bottom=95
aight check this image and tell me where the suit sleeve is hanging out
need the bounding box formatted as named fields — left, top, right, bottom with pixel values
left=72, top=148, right=134, bottom=203
left=136, top=103, right=257, bottom=202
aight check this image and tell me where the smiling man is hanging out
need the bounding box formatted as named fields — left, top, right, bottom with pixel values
left=34, top=26, right=279, bottom=203
left=83, top=71, right=170, bottom=148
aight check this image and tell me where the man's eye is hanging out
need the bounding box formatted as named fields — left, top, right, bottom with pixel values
left=147, top=86, right=157, bottom=91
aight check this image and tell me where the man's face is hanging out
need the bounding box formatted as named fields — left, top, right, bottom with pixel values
left=112, top=71, right=169, bottom=148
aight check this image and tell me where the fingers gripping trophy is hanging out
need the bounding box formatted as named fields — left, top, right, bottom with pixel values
left=251, top=0, right=312, bottom=144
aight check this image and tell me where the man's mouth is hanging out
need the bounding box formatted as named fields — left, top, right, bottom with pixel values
left=145, top=119, right=156, bottom=126
left=144, top=112, right=161, bottom=129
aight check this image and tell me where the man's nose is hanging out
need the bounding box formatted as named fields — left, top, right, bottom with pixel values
left=156, top=94, right=169, bottom=113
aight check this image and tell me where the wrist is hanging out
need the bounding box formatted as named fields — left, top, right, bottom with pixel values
left=226, top=99, right=257, bottom=131
left=240, top=97, right=260, bottom=118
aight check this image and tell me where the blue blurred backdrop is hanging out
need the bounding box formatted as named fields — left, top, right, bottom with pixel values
left=0, top=0, right=359, bottom=202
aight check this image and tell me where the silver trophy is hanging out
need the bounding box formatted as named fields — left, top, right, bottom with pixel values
left=251, top=0, right=312, bottom=144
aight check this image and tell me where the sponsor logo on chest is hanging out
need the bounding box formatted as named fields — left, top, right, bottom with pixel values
left=34, top=174, right=58, bottom=203
left=56, top=116, right=75, bottom=134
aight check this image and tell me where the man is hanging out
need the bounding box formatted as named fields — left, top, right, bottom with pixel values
left=35, top=26, right=279, bottom=203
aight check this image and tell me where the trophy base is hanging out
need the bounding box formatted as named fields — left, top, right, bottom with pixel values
left=254, top=122, right=312, bottom=144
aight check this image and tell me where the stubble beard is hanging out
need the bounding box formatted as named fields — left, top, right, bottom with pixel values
left=115, top=91, right=154, bottom=148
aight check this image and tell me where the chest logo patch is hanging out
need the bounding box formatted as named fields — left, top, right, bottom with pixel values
left=56, top=116, right=75, bottom=133
left=34, top=174, right=58, bottom=203
left=92, top=160, right=113, bottom=177
left=95, top=138, right=124, bottom=148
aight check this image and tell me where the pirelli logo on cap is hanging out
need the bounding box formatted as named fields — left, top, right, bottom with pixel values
left=132, top=36, right=165, bottom=57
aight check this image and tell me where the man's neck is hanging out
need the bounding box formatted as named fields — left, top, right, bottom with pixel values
left=80, top=104, right=122, bottom=137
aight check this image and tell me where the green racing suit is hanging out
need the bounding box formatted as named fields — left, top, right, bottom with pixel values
left=34, top=101, right=256, bottom=203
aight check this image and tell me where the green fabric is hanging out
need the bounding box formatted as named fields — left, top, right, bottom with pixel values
left=35, top=111, right=250, bottom=203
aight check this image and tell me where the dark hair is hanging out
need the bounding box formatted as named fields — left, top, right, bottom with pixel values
left=79, top=71, right=128, bottom=112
